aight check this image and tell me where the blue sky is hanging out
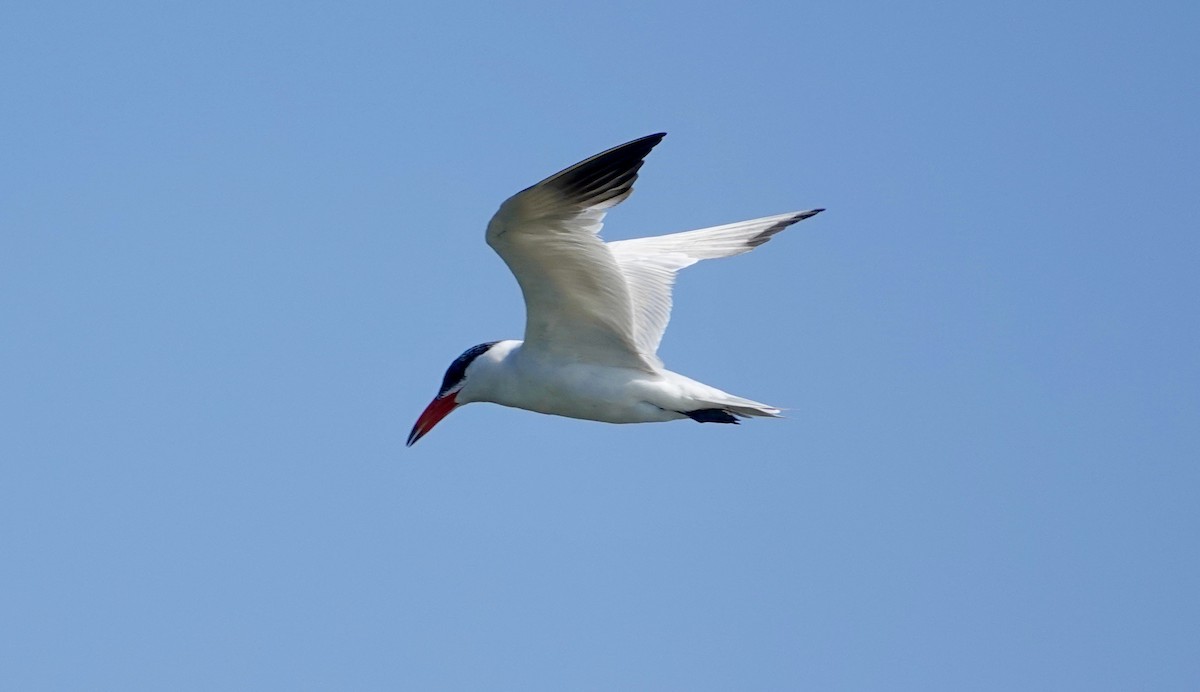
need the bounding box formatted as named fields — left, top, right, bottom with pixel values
left=2, top=1, right=1198, bottom=689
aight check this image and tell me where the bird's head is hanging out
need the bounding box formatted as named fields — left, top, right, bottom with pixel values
left=407, top=341, right=501, bottom=447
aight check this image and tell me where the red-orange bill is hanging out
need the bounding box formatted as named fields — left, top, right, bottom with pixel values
left=406, top=393, right=459, bottom=447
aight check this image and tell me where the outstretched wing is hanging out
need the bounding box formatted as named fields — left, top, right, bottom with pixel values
left=485, top=133, right=666, bottom=371
left=608, top=209, right=824, bottom=357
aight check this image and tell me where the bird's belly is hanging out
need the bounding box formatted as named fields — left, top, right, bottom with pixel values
left=501, top=364, right=682, bottom=424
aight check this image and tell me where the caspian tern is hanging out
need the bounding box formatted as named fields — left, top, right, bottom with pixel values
left=407, top=133, right=823, bottom=446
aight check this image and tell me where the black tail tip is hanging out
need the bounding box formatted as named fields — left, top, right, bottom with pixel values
left=683, top=408, right=741, bottom=424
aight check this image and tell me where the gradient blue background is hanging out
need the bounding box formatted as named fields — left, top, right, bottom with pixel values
left=3, top=2, right=1197, bottom=689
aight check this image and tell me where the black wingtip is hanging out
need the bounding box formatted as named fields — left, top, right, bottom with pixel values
left=746, top=208, right=826, bottom=247
left=544, top=133, right=668, bottom=208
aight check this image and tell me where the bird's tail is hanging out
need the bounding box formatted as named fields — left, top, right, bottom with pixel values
left=707, top=394, right=782, bottom=419
left=664, top=371, right=783, bottom=422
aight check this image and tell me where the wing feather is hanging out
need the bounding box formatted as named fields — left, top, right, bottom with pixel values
left=608, top=209, right=824, bottom=356
left=485, top=134, right=667, bottom=370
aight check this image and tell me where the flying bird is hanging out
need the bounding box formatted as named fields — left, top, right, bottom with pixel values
left=408, top=133, right=823, bottom=446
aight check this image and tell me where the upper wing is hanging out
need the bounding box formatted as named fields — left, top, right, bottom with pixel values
left=607, top=209, right=824, bottom=357
left=485, top=133, right=666, bottom=371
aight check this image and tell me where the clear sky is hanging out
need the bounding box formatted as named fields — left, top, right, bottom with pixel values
left=2, top=2, right=1197, bottom=690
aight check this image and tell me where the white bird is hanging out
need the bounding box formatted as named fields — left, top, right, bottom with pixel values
left=408, top=133, right=823, bottom=446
